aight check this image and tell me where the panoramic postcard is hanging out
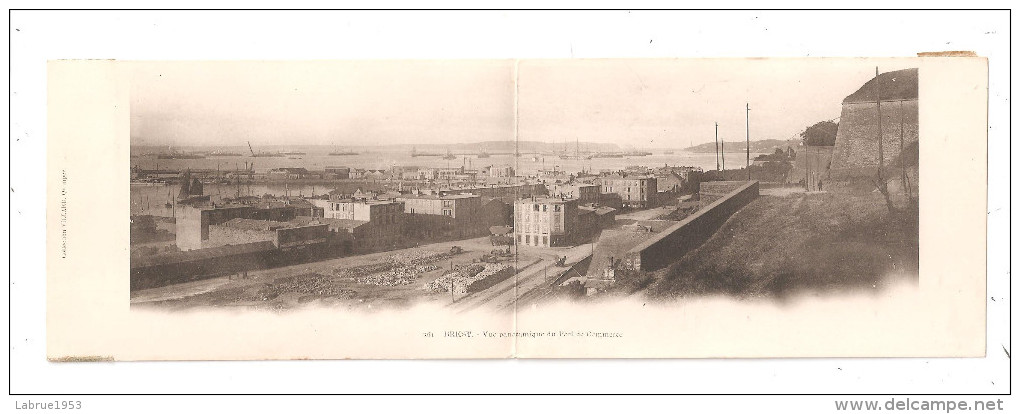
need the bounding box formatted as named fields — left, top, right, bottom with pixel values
left=47, top=58, right=986, bottom=359
left=128, top=60, right=918, bottom=311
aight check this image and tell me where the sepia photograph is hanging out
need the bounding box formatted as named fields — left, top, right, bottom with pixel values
left=16, top=7, right=1008, bottom=411
left=127, top=59, right=920, bottom=314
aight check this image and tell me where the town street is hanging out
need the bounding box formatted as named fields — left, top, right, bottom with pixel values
left=450, top=242, right=595, bottom=313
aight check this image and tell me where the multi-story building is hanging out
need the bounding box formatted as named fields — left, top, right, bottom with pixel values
left=324, top=166, right=351, bottom=180
left=397, top=193, right=484, bottom=239
left=348, top=168, right=367, bottom=179
left=175, top=203, right=301, bottom=251
left=208, top=218, right=329, bottom=251
left=655, top=171, right=684, bottom=193
left=513, top=197, right=580, bottom=247
left=536, top=169, right=572, bottom=184
left=442, top=182, right=548, bottom=203
left=325, top=199, right=404, bottom=226
left=320, top=198, right=406, bottom=251
left=486, top=165, right=515, bottom=178
left=598, top=174, right=657, bottom=208
left=286, top=198, right=323, bottom=217
left=549, top=183, right=599, bottom=204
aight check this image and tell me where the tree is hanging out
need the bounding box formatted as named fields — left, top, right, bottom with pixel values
left=800, top=120, right=839, bottom=146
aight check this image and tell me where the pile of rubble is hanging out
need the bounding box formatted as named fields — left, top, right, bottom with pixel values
left=424, top=263, right=513, bottom=294
left=332, top=249, right=450, bottom=282
left=236, top=274, right=358, bottom=302
left=329, top=249, right=453, bottom=287
left=332, top=262, right=394, bottom=280
left=390, top=250, right=451, bottom=266
left=353, top=264, right=441, bottom=287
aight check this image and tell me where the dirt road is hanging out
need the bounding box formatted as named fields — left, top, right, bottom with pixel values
left=449, top=243, right=594, bottom=313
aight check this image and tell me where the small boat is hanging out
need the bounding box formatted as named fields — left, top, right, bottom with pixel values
left=411, top=146, right=440, bottom=157
left=442, top=148, right=457, bottom=160
left=329, top=148, right=359, bottom=156
left=624, top=151, right=653, bottom=157
left=248, top=141, right=284, bottom=157
left=157, top=153, right=205, bottom=159
left=208, top=151, right=242, bottom=157
left=157, top=146, right=205, bottom=159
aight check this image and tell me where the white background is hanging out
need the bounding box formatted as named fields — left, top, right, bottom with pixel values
left=6, top=6, right=1012, bottom=413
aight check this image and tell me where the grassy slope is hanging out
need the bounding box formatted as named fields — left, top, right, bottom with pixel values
left=646, top=192, right=919, bottom=300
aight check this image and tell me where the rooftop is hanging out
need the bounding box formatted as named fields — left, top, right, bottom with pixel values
left=219, top=218, right=295, bottom=231
left=289, top=216, right=369, bottom=230
left=399, top=193, right=480, bottom=200
left=193, top=203, right=252, bottom=211
left=515, top=197, right=578, bottom=205
left=331, top=198, right=403, bottom=205
left=601, top=174, right=657, bottom=181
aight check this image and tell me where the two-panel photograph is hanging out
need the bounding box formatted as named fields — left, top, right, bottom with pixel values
left=9, top=7, right=1009, bottom=414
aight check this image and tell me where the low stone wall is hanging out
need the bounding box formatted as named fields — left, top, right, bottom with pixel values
left=130, top=241, right=342, bottom=291
left=699, top=181, right=748, bottom=208
left=625, top=181, right=759, bottom=271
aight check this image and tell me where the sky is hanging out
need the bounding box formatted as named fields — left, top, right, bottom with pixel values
left=129, top=59, right=920, bottom=148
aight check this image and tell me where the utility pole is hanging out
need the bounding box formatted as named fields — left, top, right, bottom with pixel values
left=235, top=162, right=240, bottom=198
left=876, top=67, right=882, bottom=169
left=512, top=59, right=520, bottom=310
left=876, top=67, right=883, bottom=173
left=875, top=66, right=893, bottom=212
left=746, top=103, right=751, bottom=181
left=805, top=144, right=810, bottom=191
left=714, top=122, right=720, bottom=171
left=721, top=136, right=725, bottom=171
left=900, top=99, right=909, bottom=201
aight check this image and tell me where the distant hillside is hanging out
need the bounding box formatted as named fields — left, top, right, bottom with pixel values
left=684, top=139, right=800, bottom=154
left=132, top=140, right=623, bottom=153
left=384, top=141, right=622, bottom=153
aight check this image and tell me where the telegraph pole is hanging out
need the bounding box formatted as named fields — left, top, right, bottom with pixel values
left=720, top=136, right=725, bottom=171
left=900, top=99, right=909, bottom=200
left=876, top=67, right=883, bottom=175
left=745, top=103, right=751, bottom=181
left=875, top=66, right=893, bottom=212
left=714, top=122, right=720, bottom=171
left=805, top=143, right=811, bottom=191
left=512, top=59, right=520, bottom=310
